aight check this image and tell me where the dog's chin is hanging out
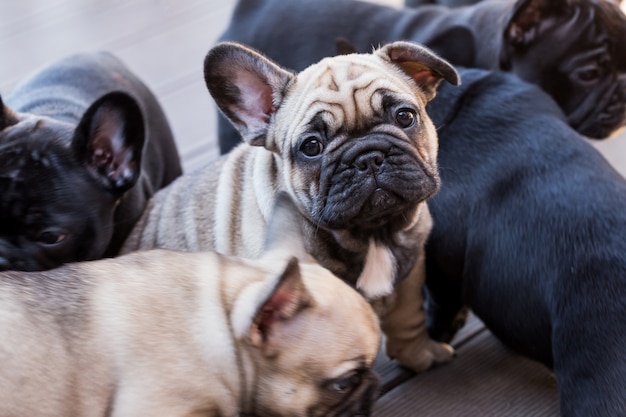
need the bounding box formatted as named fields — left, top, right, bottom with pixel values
left=566, top=78, right=626, bottom=139
left=577, top=108, right=626, bottom=140
left=350, top=189, right=410, bottom=228
left=318, top=183, right=436, bottom=231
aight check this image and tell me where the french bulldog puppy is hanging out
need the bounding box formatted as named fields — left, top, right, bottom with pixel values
left=123, top=41, right=460, bottom=373
left=216, top=0, right=626, bottom=154
left=0, top=195, right=381, bottom=417
left=417, top=68, right=626, bottom=416
left=0, top=52, right=182, bottom=271
left=405, top=0, right=623, bottom=6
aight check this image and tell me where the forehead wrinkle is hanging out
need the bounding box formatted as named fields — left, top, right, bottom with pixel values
left=283, top=99, right=345, bottom=142
left=293, top=75, right=377, bottom=130
left=283, top=55, right=421, bottom=139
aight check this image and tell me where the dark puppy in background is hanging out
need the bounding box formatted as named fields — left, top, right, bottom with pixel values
left=405, top=0, right=622, bottom=6
left=417, top=68, right=626, bottom=416
left=218, top=0, right=626, bottom=153
left=0, top=52, right=182, bottom=271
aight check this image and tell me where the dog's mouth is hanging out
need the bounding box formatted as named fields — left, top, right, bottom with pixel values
left=568, top=77, right=626, bottom=139
left=351, top=188, right=412, bottom=228
left=315, top=146, right=439, bottom=230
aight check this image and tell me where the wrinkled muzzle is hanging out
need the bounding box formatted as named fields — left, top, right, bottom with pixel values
left=573, top=75, right=626, bottom=139
left=317, top=133, right=439, bottom=230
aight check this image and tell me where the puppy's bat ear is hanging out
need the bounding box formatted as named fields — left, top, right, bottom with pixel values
left=262, top=192, right=313, bottom=262
left=72, top=91, right=145, bottom=195
left=204, top=42, right=294, bottom=149
left=0, top=96, right=19, bottom=131
left=248, top=257, right=314, bottom=356
left=500, top=0, right=576, bottom=69
left=377, top=41, right=460, bottom=102
left=335, top=37, right=358, bottom=55
left=501, top=0, right=569, bottom=70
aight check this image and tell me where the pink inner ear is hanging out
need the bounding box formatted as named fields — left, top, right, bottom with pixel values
left=254, top=284, right=298, bottom=343
left=397, top=61, right=437, bottom=88
left=410, top=70, right=438, bottom=88
left=238, top=70, right=274, bottom=125
left=88, top=111, right=136, bottom=186
left=514, top=0, right=544, bottom=31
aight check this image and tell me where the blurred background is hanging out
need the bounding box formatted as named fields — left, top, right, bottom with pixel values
left=1, top=0, right=625, bottom=175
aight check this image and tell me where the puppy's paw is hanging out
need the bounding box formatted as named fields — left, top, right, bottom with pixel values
left=427, top=307, right=468, bottom=343
left=386, top=337, right=455, bottom=373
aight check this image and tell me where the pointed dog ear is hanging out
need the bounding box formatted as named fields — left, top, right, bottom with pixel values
left=204, top=42, right=294, bottom=149
left=248, top=257, right=314, bottom=357
left=500, top=0, right=570, bottom=69
left=376, top=41, right=460, bottom=102
left=72, top=91, right=145, bottom=195
left=0, top=96, right=19, bottom=131
left=335, top=37, right=358, bottom=56
left=504, top=0, right=569, bottom=46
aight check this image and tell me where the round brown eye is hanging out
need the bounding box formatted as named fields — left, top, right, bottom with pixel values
left=395, top=108, right=417, bottom=128
left=36, top=229, right=67, bottom=245
left=576, top=66, right=601, bottom=83
left=331, top=371, right=362, bottom=393
left=300, top=137, right=324, bottom=157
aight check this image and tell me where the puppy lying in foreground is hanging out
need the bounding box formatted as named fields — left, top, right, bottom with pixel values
left=0, top=196, right=381, bottom=417
left=123, top=41, right=459, bottom=373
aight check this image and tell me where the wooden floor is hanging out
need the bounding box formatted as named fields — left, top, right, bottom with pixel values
left=1, top=1, right=625, bottom=416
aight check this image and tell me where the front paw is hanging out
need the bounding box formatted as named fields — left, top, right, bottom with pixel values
left=386, top=336, right=455, bottom=373
left=426, top=302, right=469, bottom=343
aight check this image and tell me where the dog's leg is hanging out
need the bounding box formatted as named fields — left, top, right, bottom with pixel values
left=424, top=260, right=468, bottom=343
left=379, top=249, right=455, bottom=373
left=425, top=289, right=469, bottom=343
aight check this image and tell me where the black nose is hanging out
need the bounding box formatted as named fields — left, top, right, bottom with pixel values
left=354, top=150, right=385, bottom=172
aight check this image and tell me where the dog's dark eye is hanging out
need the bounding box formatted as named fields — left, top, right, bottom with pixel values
left=300, top=137, right=324, bottom=157
left=395, top=108, right=417, bottom=128
left=36, top=229, right=67, bottom=245
left=330, top=371, right=362, bottom=393
left=575, top=66, right=602, bottom=83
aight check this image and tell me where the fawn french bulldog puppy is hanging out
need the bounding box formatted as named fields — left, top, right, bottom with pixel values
left=0, top=195, right=381, bottom=417
left=123, top=41, right=459, bottom=373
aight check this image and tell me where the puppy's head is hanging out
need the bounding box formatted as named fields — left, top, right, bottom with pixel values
left=500, top=0, right=626, bottom=139
left=205, top=41, right=458, bottom=235
left=0, top=92, right=145, bottom=271
left=228, top=194, right=381, bottom=416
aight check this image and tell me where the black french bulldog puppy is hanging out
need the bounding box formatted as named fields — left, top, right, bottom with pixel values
left=406, top=0, right=622, bottom=6
left=0, top=52, right=182, bottom=271
left=217, top=0, right=626, bottom=151
left=421, top=68, right=626, bottom=416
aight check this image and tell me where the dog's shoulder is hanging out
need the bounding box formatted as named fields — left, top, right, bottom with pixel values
left=428, top=68, right=565, bottom=133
